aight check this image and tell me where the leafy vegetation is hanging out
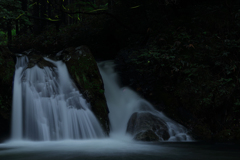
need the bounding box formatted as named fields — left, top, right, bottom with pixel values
left=115, top=1, right=240, bottom=141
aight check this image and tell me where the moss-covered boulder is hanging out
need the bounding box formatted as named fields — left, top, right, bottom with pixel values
left=126, top=112, right=170, bottom=141
left=54, top=46, right=110, bottom=135
left=0, top=46, right=15, bottom=142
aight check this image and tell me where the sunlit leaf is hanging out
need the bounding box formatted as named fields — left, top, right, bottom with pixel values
left=131, top=5, right=140, bottom=9
left=28, top=2, right=37, bottom=8
left=89, top=8, right=106, bottom=12
left=68, top=14, right=73, bottom=18
left=16, top=13, right=24, bottom=20
left=45, top=18, right=60, bottom=21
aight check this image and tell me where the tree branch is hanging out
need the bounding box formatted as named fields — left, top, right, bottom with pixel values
left=60, top=8, right=145, bottom=34
left=27, top=15, right=60, bottom=22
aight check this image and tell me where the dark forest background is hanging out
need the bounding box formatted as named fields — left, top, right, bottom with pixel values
left=0, top=0, right=240, bottom=142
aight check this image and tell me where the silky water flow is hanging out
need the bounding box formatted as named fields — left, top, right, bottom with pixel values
left=2, top=58, right=239, bottom=160
left=11, top=56, right=105, bottom=141
left=98, top=60, right=192, bottom=141
left=11, top=56, right=191, bottom=141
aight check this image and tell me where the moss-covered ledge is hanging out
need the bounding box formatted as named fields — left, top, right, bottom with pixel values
left=57, top=46, right=110, bottom=135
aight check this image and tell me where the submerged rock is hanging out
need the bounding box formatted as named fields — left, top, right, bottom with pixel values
left=126, top=112, right=170, bottom=141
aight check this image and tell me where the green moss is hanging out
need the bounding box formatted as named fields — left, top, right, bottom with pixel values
left=64, top=46, right=110, bottom=135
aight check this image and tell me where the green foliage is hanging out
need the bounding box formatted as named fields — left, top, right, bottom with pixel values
left=119, top=4, right=240, bottom=141
left=70, top=56, right=103, bottom=94
left=63, top=0, right=108, bottom=21
left=0, top=0, right=31, bottom=45
left=0, top=0, right=25, bottom=27
left=129, top=27, right=240, bottom=109
left=11, top=29, right=16, bottom=36
left=0, top=30, right=7, bottom=45
left=0, top=51, right=14, bottom=83
left=0, top=95, right=10, bottom=111
left=0, top=0, right=22, bottom=19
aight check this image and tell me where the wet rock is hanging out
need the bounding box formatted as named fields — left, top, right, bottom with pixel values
left=126, top=112, right=170, bottom=141
left=59, top=45, right=110, bottom=135
left=23, top=49, right=56, bottom=69
left=135, top=130, right=159, bottom=141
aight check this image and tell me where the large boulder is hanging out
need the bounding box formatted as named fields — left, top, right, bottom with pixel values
left=126, top=112, right=170, bottom=141
left=53, top=46, right=110, bottom=135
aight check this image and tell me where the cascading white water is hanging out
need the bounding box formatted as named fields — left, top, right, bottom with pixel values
left=11, top=56, right=105, bottom=141
left=11, top=56, right=191, bottom=142
left=98, top=61, right=193, bottom=141
left=11, top=56, right=28, bottom=140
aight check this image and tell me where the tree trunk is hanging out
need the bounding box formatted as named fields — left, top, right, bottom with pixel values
left=40, top=0, right=47, bottom=29
left=16, top=20, right=19, bottom=35
left=108, top=0, right=112, bottom=10
left=33, top=0, right=40, bottom=34
left=7, top=20, right=12, bottom=45
left=20, top=0, right=28, bottom=33
left=47, top=0, right=52, bottom=26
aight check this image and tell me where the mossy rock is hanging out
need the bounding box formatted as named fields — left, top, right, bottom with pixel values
left=23, top=49, right=56, bottom=69
left=135, top=130, right=159, bottom=141
left=127, top=112, right=170, bottom=141
left=60, top=45, right=110, bottom=135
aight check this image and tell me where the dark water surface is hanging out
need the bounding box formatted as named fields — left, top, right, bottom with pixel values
left=0, top=140, right=239, bottom=160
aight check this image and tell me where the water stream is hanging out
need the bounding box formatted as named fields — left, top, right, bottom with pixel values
left=11, top=56, right=104, bottom=141
left=1, top=57, right=239, bottom=160
left=98, top=60, right=192, bottom=141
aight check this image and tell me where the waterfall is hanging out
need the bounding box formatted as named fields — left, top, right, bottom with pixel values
left=11, top=56, right=192, bottom=142
left=11, top=56, right=105, bottom=141
left=98, top=61, right=192, bottom=141
left=11, top=56, right=28, bottom=140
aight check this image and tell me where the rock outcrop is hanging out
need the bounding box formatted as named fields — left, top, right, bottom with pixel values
left=126, top=112, right=170, bottom=141
left=52, top=46, right=110, bottom=135
left=25, top=50, right=56, bottom=69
